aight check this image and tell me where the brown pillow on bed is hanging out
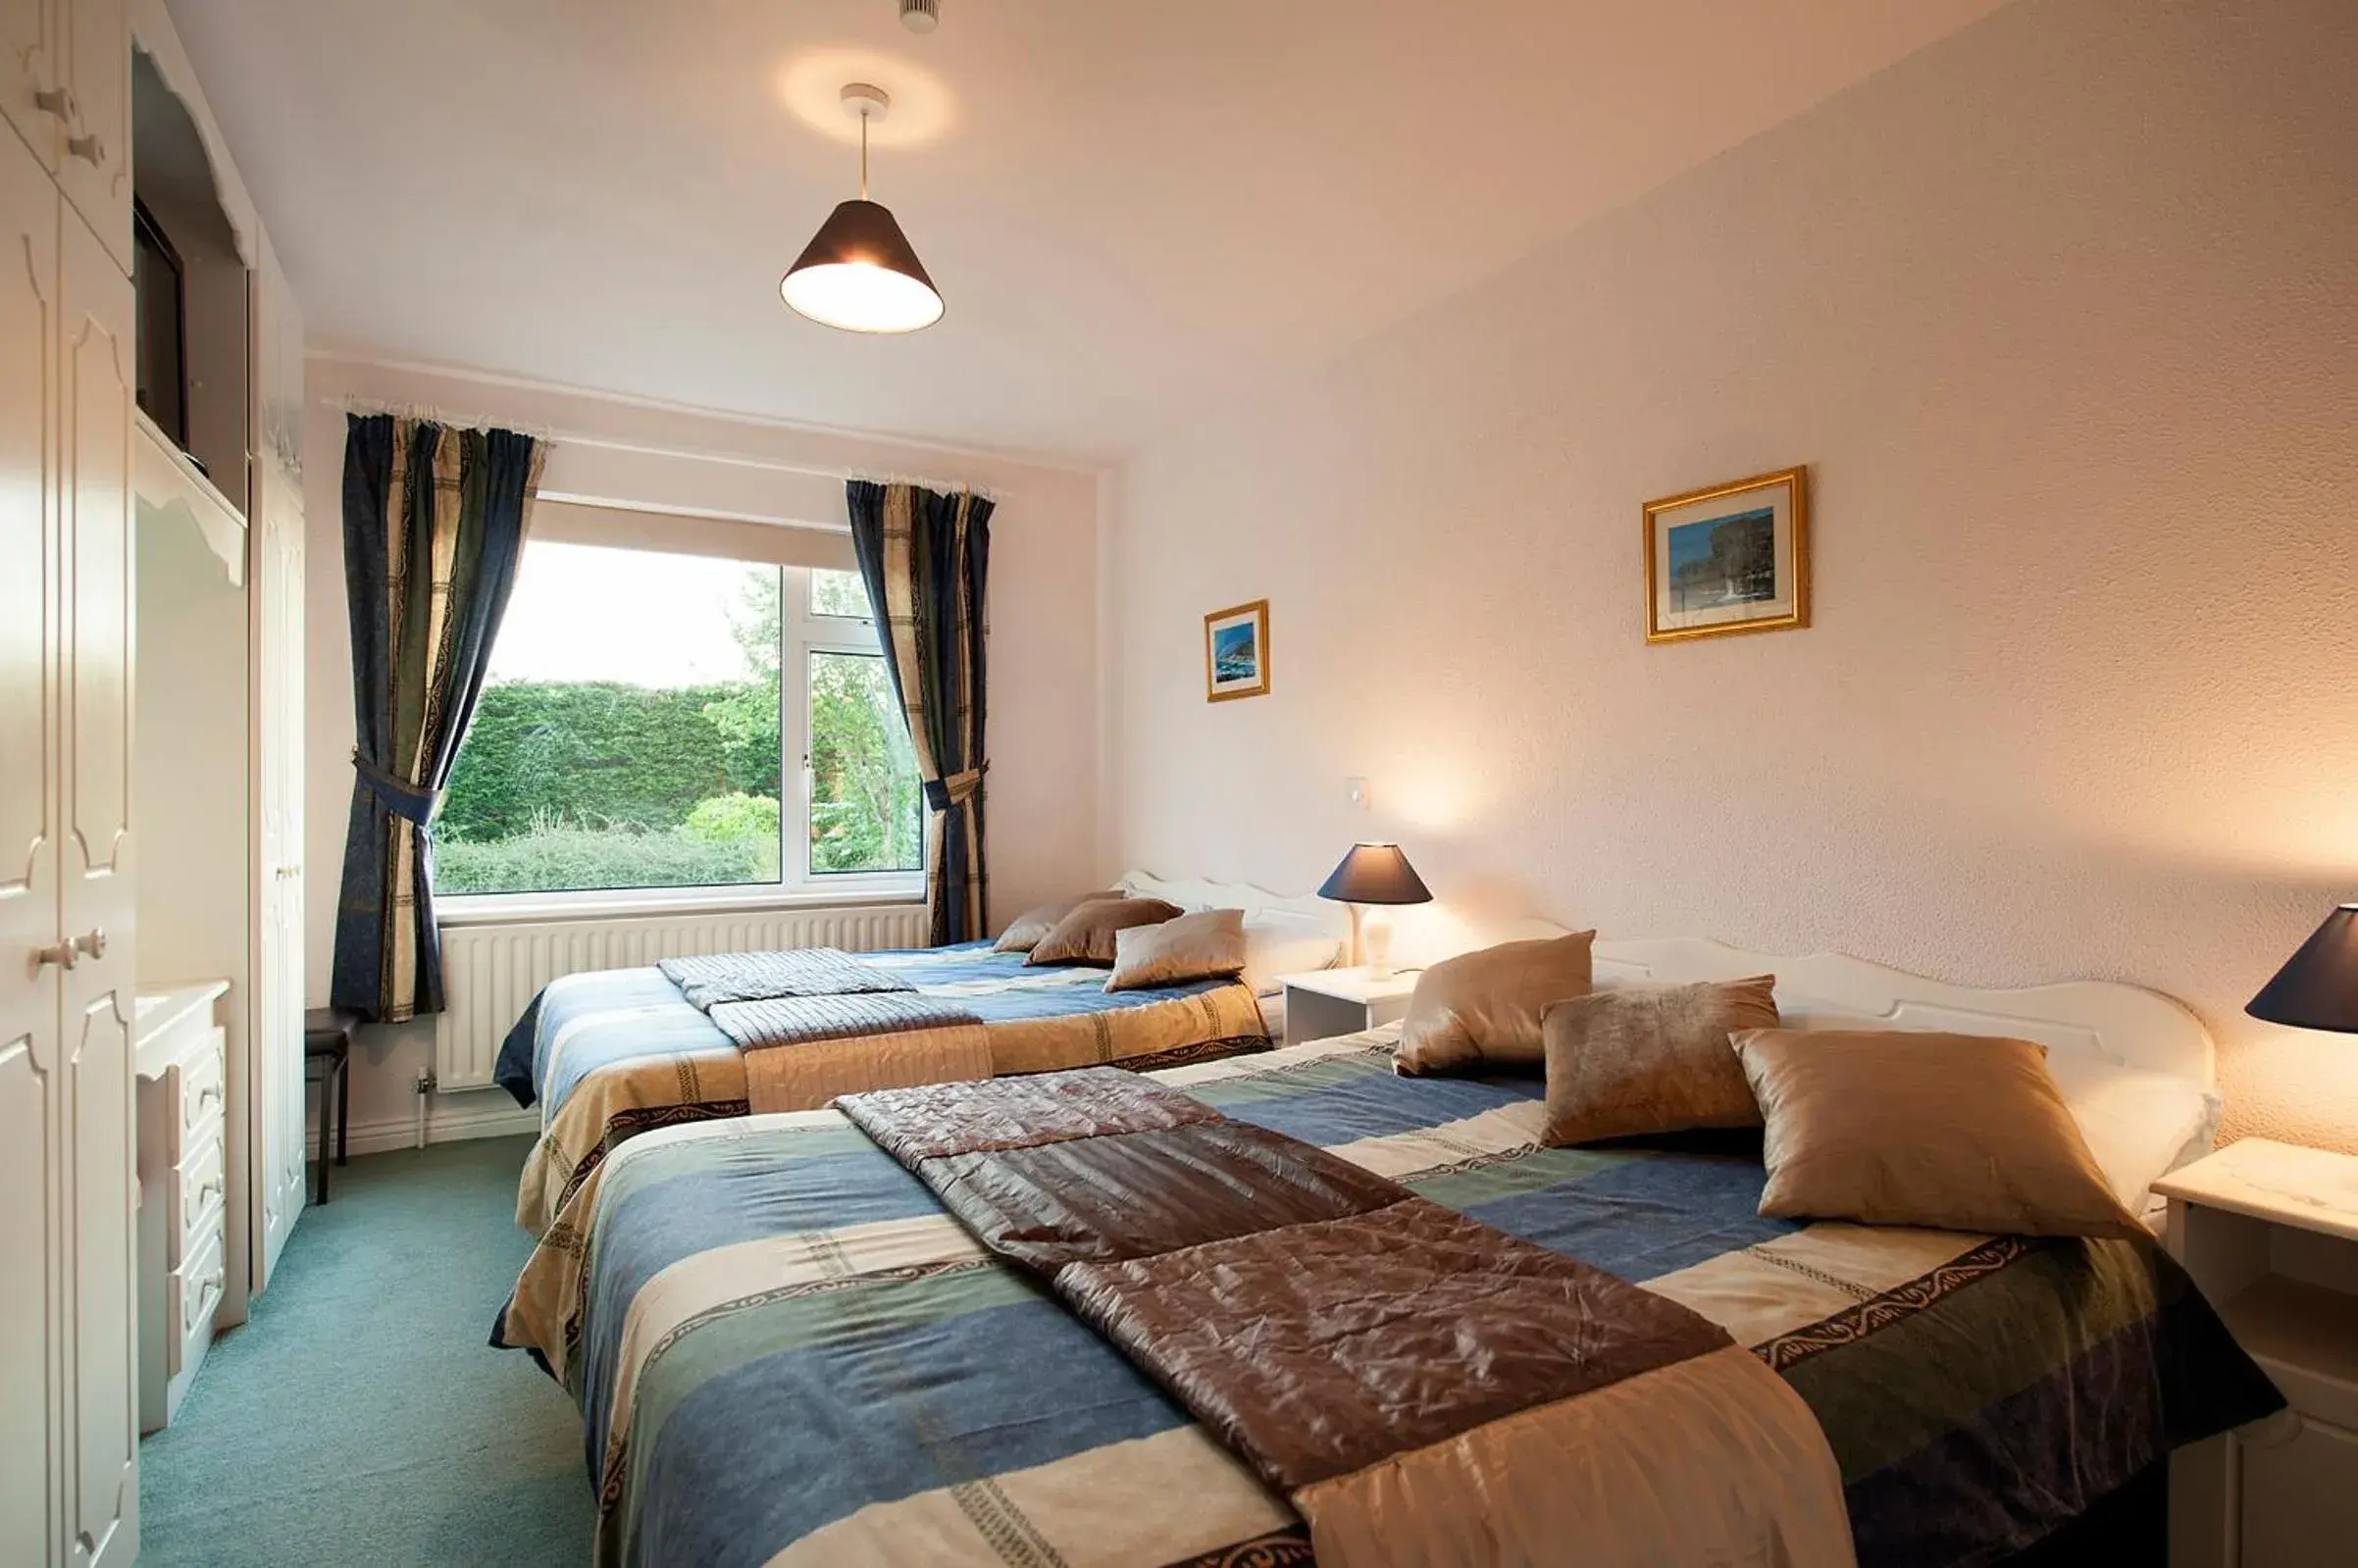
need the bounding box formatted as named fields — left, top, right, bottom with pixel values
left=994, top=890, right=1121, bottom=954
left=1731, top=1028, right=2146, bottom=1239
left=1539, top=976, right=1780, bottom=1145
left=1026, top=896, right=1185, bottom=967
left=1104, top=908, right=1248, bottom=991
left=1394, top=933, right=1597, bottom=1076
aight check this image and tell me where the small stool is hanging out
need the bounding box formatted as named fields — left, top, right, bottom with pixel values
left=302, top=1008, right=358, bottom=1204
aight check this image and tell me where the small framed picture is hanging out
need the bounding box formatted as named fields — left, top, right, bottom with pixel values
left=1643, top=467, right=1810, bottom=644
left=1205, top=599, right=1270, bottom=702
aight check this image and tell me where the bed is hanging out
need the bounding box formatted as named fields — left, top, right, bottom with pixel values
left=495, top=933, right=2280, bottom=1567
left=495, top=874, right=1345, bottom=1237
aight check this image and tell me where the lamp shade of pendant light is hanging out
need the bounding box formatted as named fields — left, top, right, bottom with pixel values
left=782, top=84, right=943, bottom=333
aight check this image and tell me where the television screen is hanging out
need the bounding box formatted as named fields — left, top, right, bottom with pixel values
left=132, top=198, right=187, bottom=449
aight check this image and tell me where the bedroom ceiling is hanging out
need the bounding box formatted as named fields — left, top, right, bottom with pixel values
left=167, top=0, right=2011, bottom=466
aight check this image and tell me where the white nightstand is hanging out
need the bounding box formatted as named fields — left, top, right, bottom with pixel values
left=2155, top=1138, right=2358, bottom=1568
left=1278, top=967, right=1419, bottom=1048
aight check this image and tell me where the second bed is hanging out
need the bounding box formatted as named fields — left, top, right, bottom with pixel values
left=495, top=875, right=1342, bottom=1236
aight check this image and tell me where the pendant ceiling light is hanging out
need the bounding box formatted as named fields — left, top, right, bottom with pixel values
left=781, top=83, right=943, bottom=333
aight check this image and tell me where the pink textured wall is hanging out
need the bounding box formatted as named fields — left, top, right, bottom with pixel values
left=1102, top=0, right=2358, bottom=1149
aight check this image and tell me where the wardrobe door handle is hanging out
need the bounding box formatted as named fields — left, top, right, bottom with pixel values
left=67, top=133, right=103, bottom=166
left=33, top=941, right=79, bottom=972
left=72, top=928, right=107, bottom=960
left=32, top=87, right=73, bottom=120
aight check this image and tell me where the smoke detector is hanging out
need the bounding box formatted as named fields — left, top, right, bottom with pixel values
left=899, top=0, right=939, bottom=32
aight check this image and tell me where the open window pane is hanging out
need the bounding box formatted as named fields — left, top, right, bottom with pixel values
left=809, top=568, right=871, bottom=619
left=807, top=650, right=923, bottom=875
left=438, top=542, right=784, bottom=893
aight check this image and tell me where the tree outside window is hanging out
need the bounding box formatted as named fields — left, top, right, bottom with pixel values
left=435, top=544, right=922, bottom=897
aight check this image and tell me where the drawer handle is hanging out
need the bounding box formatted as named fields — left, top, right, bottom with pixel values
left=32, top=87, right=73, bottom=121
left=67, top=133, right=103, bottom=166
left=190, top=1178, right=223, bottom=1213
left=186, top=1084, right=222, bottom=1123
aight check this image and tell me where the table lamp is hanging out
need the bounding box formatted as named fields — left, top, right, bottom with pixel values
left=1318, top=842, right=1432, bottom=980
left=2244, top=902, right=2358, bottom=1208
left=2248, top=903, right=2358, bottom=1034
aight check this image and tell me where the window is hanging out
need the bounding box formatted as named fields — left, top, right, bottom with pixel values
left=436, top=543, right=922, bottom=901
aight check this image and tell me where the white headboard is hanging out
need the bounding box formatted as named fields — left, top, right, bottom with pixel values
left=1575, top=933, right=2215, bottom=1087
left=1448, top=918, right=2214, bottom=1087
left=1115, top=869, right=1351, bottom=938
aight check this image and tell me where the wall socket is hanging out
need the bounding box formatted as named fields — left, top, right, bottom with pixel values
left=1345, top=777, right=1370, bottom=812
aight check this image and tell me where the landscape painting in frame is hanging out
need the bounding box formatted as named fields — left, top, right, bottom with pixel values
left=1205, top=599, right=1270, bottom=702
left=1643, top=466, right=1810, bottom=643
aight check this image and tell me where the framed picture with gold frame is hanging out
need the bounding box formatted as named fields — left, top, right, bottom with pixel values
left=1205, top=599, right=1270, bottom=702
left=1643, top=467, right=1810, bottom=644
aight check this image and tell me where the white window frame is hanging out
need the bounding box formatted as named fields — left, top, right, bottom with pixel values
left=786, top=566, right=927, bottom=896
left=436, top=552, right=926, bottom=922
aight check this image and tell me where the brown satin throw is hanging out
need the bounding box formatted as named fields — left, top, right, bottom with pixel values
left=836, top=1068, right=1732, bottom=1492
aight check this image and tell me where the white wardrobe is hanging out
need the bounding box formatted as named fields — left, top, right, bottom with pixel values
left=1, top=0, right=307, bottom=1559
left=0, top=0, right=141, bottom=1560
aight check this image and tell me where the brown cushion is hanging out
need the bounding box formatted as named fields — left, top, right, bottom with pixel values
left=1104, top=909, right=1248, bottom=992
left=1731, top=1029, right=2146, bottom=1238
left=1393, top=933, right=1597, bottom=1076
left=994, top=891, right=1121, bottom=954
left=1026, top=897, right=1185, bottom=967
left=1540, top=976, right=1780, bottom=1145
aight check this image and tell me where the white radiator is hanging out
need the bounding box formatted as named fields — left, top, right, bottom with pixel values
left=433, top=902, right=930, bottom=1090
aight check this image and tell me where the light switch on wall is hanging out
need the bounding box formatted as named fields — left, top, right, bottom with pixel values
left=1345, top=777, right=1370, bottom=812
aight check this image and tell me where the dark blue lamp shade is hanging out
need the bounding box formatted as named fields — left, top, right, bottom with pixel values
left=1317, top=843, right=1432, bottom=906
left=2247, top=904, right=2358, bottom=1034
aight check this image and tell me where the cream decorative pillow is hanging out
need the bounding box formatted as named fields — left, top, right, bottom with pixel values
left=1394, top=933, right=1597, bottom=1076
left=1731, top=1028, right=2147, bottom=1238
left=1026, top=896, right=1185, bottom=967
left=1540, top=976, right=1780, bottom=1146
left=1105, top=909, right=1248, bottom=992
left=994, top=891, right=1121, bottom=954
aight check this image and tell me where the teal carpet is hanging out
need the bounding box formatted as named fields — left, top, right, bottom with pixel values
left=139, top=1136, right=590, bottom=1566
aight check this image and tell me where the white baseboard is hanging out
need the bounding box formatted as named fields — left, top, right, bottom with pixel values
left=310, top=1089, right=539, bottom=1159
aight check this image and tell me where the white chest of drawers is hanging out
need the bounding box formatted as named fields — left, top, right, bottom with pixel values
left=134, top=980, right=231, bottom=1433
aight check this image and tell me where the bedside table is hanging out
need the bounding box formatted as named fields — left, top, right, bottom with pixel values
left=2155, top=1138, right=2358, bottom=1568
left=1278, top=967, right=1418, bottom=1048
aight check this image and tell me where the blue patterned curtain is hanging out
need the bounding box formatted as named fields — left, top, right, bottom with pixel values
left=332, top=415, right=544, bottom=1021
left=847, top=480, right=993, bottom=945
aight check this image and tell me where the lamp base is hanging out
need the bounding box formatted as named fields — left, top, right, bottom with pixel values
left=1363, top=914, right=1395, bottom=981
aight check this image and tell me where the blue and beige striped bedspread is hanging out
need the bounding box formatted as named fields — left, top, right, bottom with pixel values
left=497, top=941, right=1270, bottom=1236
left=496, top=1027, right=2281, bottom=1568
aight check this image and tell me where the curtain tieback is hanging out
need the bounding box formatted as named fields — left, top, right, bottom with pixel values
left=923, top=765, right=988, bottom=812
left=351, top=750, right=441, bottom=826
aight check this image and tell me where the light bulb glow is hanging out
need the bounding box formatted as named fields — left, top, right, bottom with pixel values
left=780, top=260, right=944, bottom=333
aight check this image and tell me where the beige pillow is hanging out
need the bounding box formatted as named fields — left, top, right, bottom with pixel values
left=1540, top=976, right=1781, bottom=1145
left=1026, top=896, right=1185, bottom=967
left=1732, top=1029, right=2146, bottom=1239
left=994, top=890, right=1120, bottom=954
left=1105, top=908, right=1248, bottom=992
left=1394, top=933, right=1597, bottom=1076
